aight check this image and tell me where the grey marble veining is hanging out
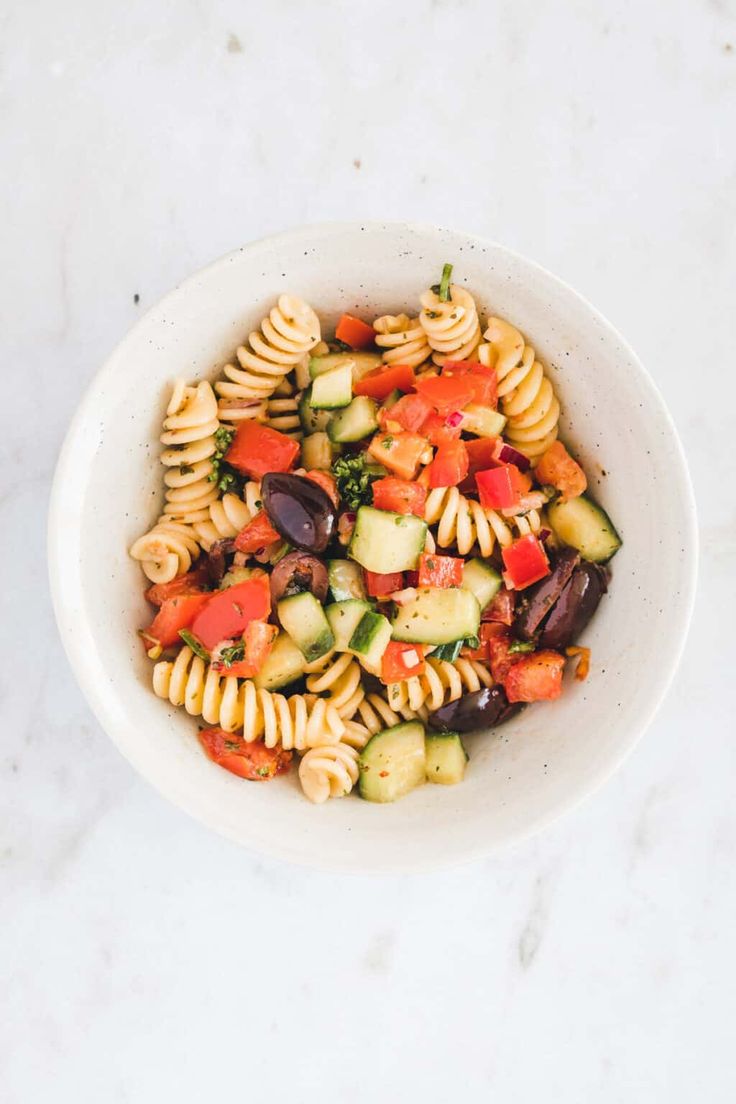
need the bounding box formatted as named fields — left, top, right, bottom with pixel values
left=2, top=0, right=735, bottom=1100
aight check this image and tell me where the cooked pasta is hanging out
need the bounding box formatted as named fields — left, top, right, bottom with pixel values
left=263, top=396, right=302, bottom=438
left=298, top=742, right=360, bottom=804
left=129, top=520, right=202, bottom=583
left=425, top=485, right=513, bottom=555
left=479, top=317, right=560, bottom=462
left=305, top=653, right=365, bottom=719
left=419, top=285, right=481, bottom=366
left=158, top=380, right=221, bottom=524
left=192, top=483, right=262, bottom=549
left=386, top=658, right=493, bottom=717
left=373, top=313, right=432, bottom=370
left=215, top=295, right=321, bottom=422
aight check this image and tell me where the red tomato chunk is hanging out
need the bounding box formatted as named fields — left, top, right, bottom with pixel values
left=234, top=510, right=281, bottom=553
left=372, top=477, right=427, bottom=517
left=417, top=553, right=463, bottom=588
left=504, top=651, right=565, bottom=703
left=427, top=440, right=469, bottom=488
left=190, top=576, right=271, bottom=652
left=334, top=313, right=376, bottom=350
left=501, top=535, right=550, bottom=590
left=198, top=728, right=292, bottom=780
left=380, top=641, right=426, bottom=683
left=145, top=592, right=212, bottom=649
left=226, top=421, right=300, bottom=480
left=476, top=465, right=521, bottom=510
left=354, top=364, right=415, bottom=401
left=414, top=374, right=475, bottom=416
left=364, top=569, right=404, bottom=598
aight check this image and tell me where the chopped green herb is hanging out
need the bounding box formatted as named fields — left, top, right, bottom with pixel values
left=464, top=635, right=481, bottom=651
left=508, top=639, right=535, bottom=654
left=225, top=740, right=242, bottom=752
left=178, top=630, right=210, bottom=661
left=331, top=454, right=382, bottom=511
left=330, top=339, right=352, bottom=353
left=207, top=426, right=242, bottom=494
left=256, top=766, right=271, bottom=777
left=219, top=642, right=245, bottom=668
left=178, top=464, right=194, bottom=476
left=426, top=558, right=436, bottom=571
left=382, top=436, right=394, bottom=449
left=438, top=262, right=453, bottom=302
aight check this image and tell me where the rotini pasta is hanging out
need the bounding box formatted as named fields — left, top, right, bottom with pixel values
left=373, top=313, right=432, bottom=370
left=192, top=483, right=262, bottom=549
left=419, top=284, right=481, bottom=366
left=305, top=652, right=365, bottom=719
left=298, top=742, right=360, bottom=804
left=263, top=396, right=302, bottom=438
left=129, top=520, right=202, bottom=583
left=386, top=658, right=493, bottom=718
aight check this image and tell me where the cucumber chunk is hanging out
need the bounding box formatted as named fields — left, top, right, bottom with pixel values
left=462, top=558, right=502, bottom=610
left=349, top=506, right=427, bottom=573
left=253, top=631, right=307, bottom=690
left=358, top=721, right=426, bottom=803
left=278, top=592, right=334, bottom=662
left=547, top=494, right=622, bottom=563
left=325, top=599, right=372, bottom=651
left=349, top=610, right=392, bottom=673
left=327, top=395, right=379, bottom=443
left=425, top=731, right=468, bottom=785
left=391, top=587, right=480, bottom=645
left=328, top=560, right=367, bottom=602
left=309, top=363, right=353, bottom=410
left=309, top=351, right=382, bottom=382
left=462, top=404, right=507, bottom=438
left=300, top=431, right=334, bottom=471
left=298, top=388, right=332, bottom=434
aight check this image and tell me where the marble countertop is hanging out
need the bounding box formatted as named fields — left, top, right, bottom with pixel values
left=2, top=1, right=735, bottom=1100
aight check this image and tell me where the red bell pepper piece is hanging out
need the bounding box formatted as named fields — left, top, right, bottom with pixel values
left=225, top=421, right=300, bottom=480
left=417, top=553, right=463, bottom=588
left=198, top=728, right=292, bottom=780
left=371, top=477, right=427, bottom=517
left=363, top=569, right=404, bottom=598
left=504, top=650, right=565, bottom=702
left=190, top=575, right=271, bottom=652
left=354, top=363, right=415, bottom=400
left=427, top=440, right=469, bottom=488
left=501, top=535, right=550, bottom=590
left=414, top=374, right=475, bottom=416
left=380, top=641, right=426, bottom=684
left=143, top=592, right=212, bottom=649
left=476, top=465, right=522, bottom=510
left=234, top=510, right=281, bottom=553
left=334, top=313, right=376, bottom=350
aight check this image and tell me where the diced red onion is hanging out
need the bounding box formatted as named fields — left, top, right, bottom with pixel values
left=445, top=411, right=464, bottom=428
left=495, top=442, right=531, bottom=471
left=538, top=528, right=552, bottom=542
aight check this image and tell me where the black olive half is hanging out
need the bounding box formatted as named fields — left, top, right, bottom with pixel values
left=261, top=472, right=337, bottom=554
left=429, top=686, right=521, bottom=733
left=270, top=551, right=329, bottom=605
left=538, top=562, right=608, bottom=651
left=514, top=546, right=580, bottom=641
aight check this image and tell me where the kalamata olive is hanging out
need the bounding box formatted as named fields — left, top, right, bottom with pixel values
left=205, top=538, right=235, bottom=585
left=261, top=472, right=336, bottom=554
left=514, top=546, right=580, bottom=640
left=269, top=551, right=329, bottom=605
left=538, top=562, right=608, bottom=650
left=429, top=686, right=518, bottom=733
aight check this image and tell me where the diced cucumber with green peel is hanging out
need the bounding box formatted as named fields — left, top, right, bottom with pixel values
left=425, top=731, right=468, bottom=785
left=277, top=592, right=334, bottom=662
left=298, top=388, right=333, bottom=434
left=309, top=351, right=382, bottom=382
left=349, top=506, right=427, bottom=573
left=328, top=560, right=367, bottom=602
left=358, top=721, right=426, bottom=803
left=300, top=431, right=334, bottom=471
left=391, top=586, right=480, bottom=645
left=309, top=363, right=353, bottom=410
left=327, top=396, right=379, bottom=443
left=349, top=610, right=392, bottom=674
left=380, top=387, right=402, bottom=410
left=462, top=558, right=503, bottom=610
left=547, top=494, right=622, bottom=563
left=462, top=404, right=507, bottom=438
left=325, top=600, right=372, bottom=652
left=253, top=631, right=307, bottom=691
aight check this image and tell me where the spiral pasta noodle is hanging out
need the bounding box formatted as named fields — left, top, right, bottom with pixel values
left=479, top=316, right=560, bottom=462
left=298, top=742, right=360, bottom=804
left=153, top=646, right=345, bottom=747
left=386, top=658, right=493, bottom=718
left=263, top=396, right=302, bottom=438
left=419, top=285, right=481, bottom=366
left=215, top=295, right=321, bottom=422
left=305, top=653, right=365, bottom=719
left=373, top=313, right=432, bottom=370
left=129, top=520, right=202, bottom=584
left=192, top=482, right=262, bottom=549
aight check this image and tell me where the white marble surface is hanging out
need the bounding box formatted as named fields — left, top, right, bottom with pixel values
left=2, top=0, right=735, bottom=1100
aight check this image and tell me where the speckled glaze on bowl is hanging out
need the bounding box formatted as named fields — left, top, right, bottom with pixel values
left=48, top=223, right=697, bottom=872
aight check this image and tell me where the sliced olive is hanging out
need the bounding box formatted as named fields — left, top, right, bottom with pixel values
left=204, top=538, right=235, bottom=585
left=270, top=551, right=329, bottom=605
left=429, top=686, right=519, bottom=733
left=261, top=472, right=336, bottom=554
left=514, top=546, right=580, bottom=640
left=538, top=562, right=608, bottom=650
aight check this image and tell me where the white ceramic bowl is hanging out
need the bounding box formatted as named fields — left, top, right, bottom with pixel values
left=48, top=223, right=697, bottom=872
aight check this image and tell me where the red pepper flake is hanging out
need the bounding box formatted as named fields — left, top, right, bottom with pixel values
left=379, top=770, right=390, bottom=778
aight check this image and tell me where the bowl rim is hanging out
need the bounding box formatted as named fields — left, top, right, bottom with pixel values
left=47, top=220, right=698, bottom=872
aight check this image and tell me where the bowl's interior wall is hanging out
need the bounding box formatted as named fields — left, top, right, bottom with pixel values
left=57, top=225, right=693, bottom=868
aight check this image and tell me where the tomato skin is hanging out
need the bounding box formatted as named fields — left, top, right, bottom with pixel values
left=501, top=535, right=550, bottom=590
left=371, top=477, right=427, bottom=517
left=198, top=728, right=293, bottom=780
left=417, top=553, right=463, bottom=588
left=382, top=393, right=433, bottom=433
left=226, top=421, right=300, bottom=480
left=442, top=361, right=498, bottom=407
left=234, top=510, right=281, bottom=554
left=335, top=313, right=376, bottom=350
left=481, top=586, right=516, bottom=626
left=534, top=441, right=587, bottom=501
left=414, top=375, right=475, bottom=416
left=190, top=576, right=271, bottom=652
left=364, top=569, right=404, bottom=598
left=367, top=431, right=427, bottom=480
left=145, top=592, right=212, bottom=649
left=427, top=440, right=469, bottom=488
left=504, top=650, right=565, bottom=703
left=144, top=566, right=209, bottom=607
left=211, top=621, right=278, bottom=678
left=354, top=363, right=415, bottom=400
left=476, top=465, right=521, bottom=510
left=380, top=641, right=426, bottom=683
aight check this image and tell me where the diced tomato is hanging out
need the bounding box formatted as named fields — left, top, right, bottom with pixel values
left=508, top=465, right=533, bottom=496
left=198, top=728, right=292, bottom=780
left=421, top=411, right=463, bottom=447
left=364, top=569, right=404, bottom=598
left=504, top=650, right=565, bottom=703
left=226, top=421, right=300, bottom=480
left=234, top=510, right=281, bottom=554
left=481, top=586, right=516, bottom=626
left=380, top=641, right=426, bottom=684
left=190, top=575, right=271, bottom=652
left=427, top=440, right=469, bottom=488
left=371, top=477, right=427, bottom=517
left=382, top=392, right=434, bottom=432
left=143, top=592, right=212, bottom=650
left=354, top=363, right=415, bottom=401
left=442, top=361, right=498, bottom=408
left=414, top=374, right=475, bottom=416
left=476, top=465, right=522, bottom=510
left=465, top=437, right=500, bottom=472
left=367, top=431, right=428, bottom=480
left=335, top=313, right=376, bottom=350
left=488, top=632, right=517, bottom=682
left=304, top=469, right=339, bottom=507
left=534, top=441, right=587, bottom=501
left=212, top=620, right=278, bottom=678
left=501, top=535, right=550, bottom=590
left=144, top=566, right=209, bottom=607
left=462, top=621, right=506, bottom=660
left=417, top=553, right=463, bottom=588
